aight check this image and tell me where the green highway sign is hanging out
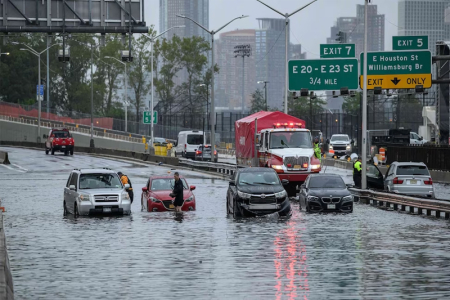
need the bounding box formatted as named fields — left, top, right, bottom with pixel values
left=288, top=59, right=359, bottom=91
left=393, top=36, right=428, bottom=50
left=360, top=51, right=432, bottom=75
left=320, top=44, right=355, bottom=58
left=143, top=111, right=157, bottom=124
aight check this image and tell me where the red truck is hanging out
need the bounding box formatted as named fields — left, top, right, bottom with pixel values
left=235, top=111, right=321, bottom=196
left=44, top=128, right=75, bottom=155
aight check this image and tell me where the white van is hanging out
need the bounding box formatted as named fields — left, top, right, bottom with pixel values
left=175, top=130, right=204, bottom=158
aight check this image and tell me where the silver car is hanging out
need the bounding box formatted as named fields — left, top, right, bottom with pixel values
left=63, top=169, right=132, bottom=216
left=384, top=162, right=434, bottom=198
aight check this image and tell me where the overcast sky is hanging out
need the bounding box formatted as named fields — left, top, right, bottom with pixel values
left=145, top=0, right=399, bottom=58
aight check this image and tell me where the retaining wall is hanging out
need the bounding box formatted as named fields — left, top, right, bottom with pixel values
left=0, top=119, right=144, bottom=153
left=0, top=209, right=13, bottom=300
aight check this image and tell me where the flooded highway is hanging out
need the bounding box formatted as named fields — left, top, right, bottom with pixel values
left=1, top=147, right=450, bottom=299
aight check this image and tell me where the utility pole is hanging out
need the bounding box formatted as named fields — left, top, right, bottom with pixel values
left=257, top=81, right=269, bottom=111
left=234, top=44, right=251, bottom=114
left=361, top=0, right=369, bottom=189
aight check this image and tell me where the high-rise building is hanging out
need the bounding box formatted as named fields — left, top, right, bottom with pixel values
left=326, top=4, right=385, bottom=57
left=159, top=0, right=209, bottom=41
left=398, top=0, right=450, bottom=55
left=255, top=18, right=288, bottom=110
left=215, top=30, right=257, bottom=112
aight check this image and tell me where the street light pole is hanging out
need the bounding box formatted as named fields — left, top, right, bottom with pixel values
left=90, top=43, right=95, bottom=148
left=145, top=25, right=185, bottom=149
left=361, top=0, right=369, bottom=189
left=177, top=14, right=248, bottom=162
left=15, top=42, right=59, bottom=143
left=256, top=0, right=317, bottom=113
left=104, top=56, right=129, bottom=132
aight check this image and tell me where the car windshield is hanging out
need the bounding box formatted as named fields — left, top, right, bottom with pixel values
left=309, top=176, right=346, bottom=189
left=187, top=134, right=203, bottom=144
left=270, top=131, right=312, bottom=149
left=238, top=171, right=280, bottom=185
left=79, top=173, right=122, bottom=189
left=154, top=138, right=166, bottom=143
left=397, top=165, right=429, bottom=176
left=331, top=136, right=349, bottom=142
left=53, top=131, right=69, bottom=138
left=151, top=178, right=188, bottom=191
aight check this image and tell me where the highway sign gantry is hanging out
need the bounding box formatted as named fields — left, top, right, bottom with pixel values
left=359, top=50, right=432, bottom=89
left=143, top=111, right=157, bottom=124
left=393, top=36, right=428, bottom=51
left=320, top=44, right=355, bottom=58
left=289, top=58, right=359, bottom=91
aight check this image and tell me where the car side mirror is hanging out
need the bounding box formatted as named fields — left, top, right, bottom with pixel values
left=124, top=184, right=130, bottom=189
left=346, top=184, right=353, bottom=188
left=419, top=137, right=423, bottom=141
left=142, top=187, right=148, bottom=192
left=281, top=179, right=289, bottom=186
left=351, top=139, right=354, bottom=144
left=229, top=180, right=236, bottom=186
left=300, top=184, right=306, bottom=189
left=326, top=139, right=330, bottom=144
left=69, top=185, right=76, bottom=191
left=190, top=185, right=196, bottom=191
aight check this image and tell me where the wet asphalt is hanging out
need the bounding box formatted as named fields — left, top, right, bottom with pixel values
left=1, top=147, right=450, bottom=300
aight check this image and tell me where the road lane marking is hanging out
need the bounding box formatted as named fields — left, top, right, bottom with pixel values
left=0, top=164, right=26, bottom=173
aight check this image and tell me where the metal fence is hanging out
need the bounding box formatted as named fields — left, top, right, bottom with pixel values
left=387, top=145, right=450, bottom=171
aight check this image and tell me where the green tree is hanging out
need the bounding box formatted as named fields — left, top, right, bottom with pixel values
left=342, top=92, right=361, bottom=115
left=250, top=88, right=267, bottom=113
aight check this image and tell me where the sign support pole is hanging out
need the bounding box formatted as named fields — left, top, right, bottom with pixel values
left=361, top=0, right=368, bottom=189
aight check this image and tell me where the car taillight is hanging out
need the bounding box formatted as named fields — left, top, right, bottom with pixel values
left=303, top=163, right=308, bottom=168
left=185, top=144, right=187, bottom=149
left=214, top=150, right=217, bottom=155
left=393, top=177, right=404, bottom=184
left=196, top=150, right=202, bottom=155
left=424, top=178, right=433, bottom=185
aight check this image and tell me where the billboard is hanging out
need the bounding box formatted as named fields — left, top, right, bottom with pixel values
left=0, top=0, right=147, bottom=33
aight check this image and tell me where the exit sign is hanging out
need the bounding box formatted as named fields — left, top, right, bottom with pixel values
left=320, top=44, right=355, bottom=58
left=393, top=36, right=428, bottom=50
left=143, top=111, right=157, bottom=124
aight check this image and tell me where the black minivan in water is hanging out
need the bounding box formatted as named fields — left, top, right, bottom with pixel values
left=227, top=168, right=292, bottom=218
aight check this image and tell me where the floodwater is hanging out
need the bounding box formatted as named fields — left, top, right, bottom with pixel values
left=1, top=147, right=450, bottom=299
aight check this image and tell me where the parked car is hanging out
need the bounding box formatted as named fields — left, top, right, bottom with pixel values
left=44, top=128, right=74, bottom=155
left=153, top=137, right=167, bottom=145
left=227, top=168, right=291, bottom=218
left=384, top=162, right=434, bottom=198
left=141, top=175, right=196, bottom=212
left=298, top=174, right=353, bottom=213
left=328, top=134, right=352, bottom=156
left=194, top=145, right=218, bottom=162
left=175, top=130, right=204, bottom=159
left=63, top=169, right=131, bottom=216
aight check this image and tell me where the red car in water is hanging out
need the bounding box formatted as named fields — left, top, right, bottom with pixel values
left=44, top=128, right=75, bottom=155
left=141, top=175, right=196, bottom=212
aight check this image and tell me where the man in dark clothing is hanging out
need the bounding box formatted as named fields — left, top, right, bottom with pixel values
left=353, top=157, right=362, bottom=188
left=171, top=172, right=184, bottom=213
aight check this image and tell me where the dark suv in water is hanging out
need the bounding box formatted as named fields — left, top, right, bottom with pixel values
left=227, top=167, right=291, bottom=218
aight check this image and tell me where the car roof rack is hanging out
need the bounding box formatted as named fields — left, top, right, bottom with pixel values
left=102, top=167, right=112, bottom=170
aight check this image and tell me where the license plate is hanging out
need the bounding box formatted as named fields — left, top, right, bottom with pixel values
left=294, top=165, right=301, bottom=169
left=327, top=204, right=336, bottom=209
left=103, top=207, right=111, bottom=213
left=62, top=146, right=66, bottom=148
left=169, top=204, right=175, bottom=209
left=410, top=180, right=417, bottom=184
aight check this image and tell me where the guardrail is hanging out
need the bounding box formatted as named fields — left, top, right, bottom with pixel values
left=350, top=188, right=450, bottom=219
left=178, top=158, right=237, bottom=176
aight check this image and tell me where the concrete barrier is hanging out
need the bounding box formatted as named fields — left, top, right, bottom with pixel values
left=0, top=204, right=14, bottom=300
left=0, top=151, right=10, bottom=165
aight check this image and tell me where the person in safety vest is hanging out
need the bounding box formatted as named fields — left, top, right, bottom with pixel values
left=313, top=136, right=322, bottom=162
left=353, top=157, right=362, bottom=188
left=118, top=171, right=134, bottom=203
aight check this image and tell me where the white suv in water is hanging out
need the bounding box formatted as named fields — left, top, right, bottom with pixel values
left=63, top=169, right=132, bottom=216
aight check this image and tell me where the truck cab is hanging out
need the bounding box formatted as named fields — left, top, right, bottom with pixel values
left=257, top=123, right=321, bottom=196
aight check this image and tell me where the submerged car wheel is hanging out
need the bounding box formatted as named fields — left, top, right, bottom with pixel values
left=63, top=201, right=67, bottom=216
left=70, top=150, right=74, bottom=155
left=233, top=199, right=242, bottom=218
left=74, top=203, right=79, bottom=218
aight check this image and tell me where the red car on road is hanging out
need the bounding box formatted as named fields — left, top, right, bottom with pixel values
left=141, top=175, right=196, bottom=212
left=44, top=128, right=75, bottom=155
